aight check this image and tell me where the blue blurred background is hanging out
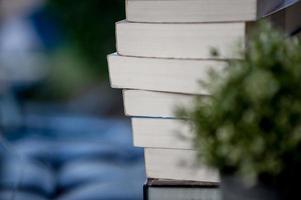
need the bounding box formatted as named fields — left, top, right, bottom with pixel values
left=0, top=0, right=145, bottom=199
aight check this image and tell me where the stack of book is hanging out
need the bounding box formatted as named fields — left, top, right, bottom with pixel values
left=108, top=0, right=301, bottom=199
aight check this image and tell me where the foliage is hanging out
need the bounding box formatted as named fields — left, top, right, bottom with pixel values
left=46, top=0, right=125, bottom=78
left=178, top=23, right=301, bottom=181
left=32, top=0, right=125, bottom=100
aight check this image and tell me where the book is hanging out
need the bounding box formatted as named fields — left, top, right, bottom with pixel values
left=123, top=90, right=198, bottom=118
left=132, top=118, right=192, bottom=149
left=117, top=2, right=301, bottom=59
left=144, top=179, right=220, bottom=200
left=108, top=54, right=226, bottom=95
left=144, top=148, right=219, bottom=182
left=116, top=20, right=246, bottom=59
left=126, top=0, right=284, bottom=23
left=283, top=0, right=301, bottom=35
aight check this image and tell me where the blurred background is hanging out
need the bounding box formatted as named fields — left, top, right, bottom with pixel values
left=0, top=0, right=145, bottom=199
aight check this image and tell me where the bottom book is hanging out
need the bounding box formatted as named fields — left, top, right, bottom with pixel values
left=144, top=179, right=221, bottom=200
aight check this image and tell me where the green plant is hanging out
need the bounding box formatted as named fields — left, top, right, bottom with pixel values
left=178, top=23, right=301, bottom=182
left=46, top=0, right=125, bottom=77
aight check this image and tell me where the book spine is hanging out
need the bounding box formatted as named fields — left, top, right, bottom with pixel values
left=143, top=180, right=149, bottom=200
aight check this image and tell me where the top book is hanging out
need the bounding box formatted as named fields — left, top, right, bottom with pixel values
left=126, top=0, right=289, bottom=23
